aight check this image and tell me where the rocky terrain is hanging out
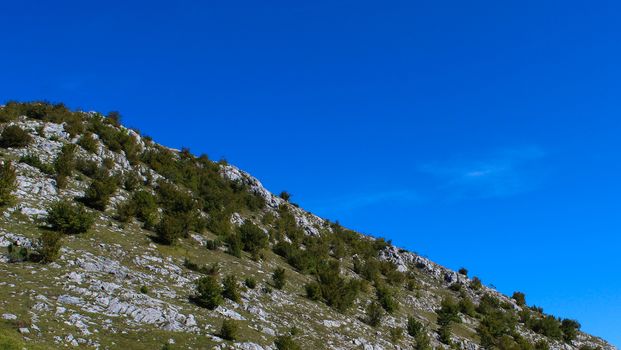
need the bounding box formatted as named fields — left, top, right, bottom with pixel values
left=0, top=102, right=616, bottom=350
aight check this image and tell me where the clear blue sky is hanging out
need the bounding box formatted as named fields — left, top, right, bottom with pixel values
left=2, top=0, right=620, bottom=345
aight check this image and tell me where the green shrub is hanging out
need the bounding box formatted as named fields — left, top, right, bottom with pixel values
left=376, top=284, right=398, bottom=313
left=365, top=301, right=384, bottom=327
left=477, top=309, right=519, bottom=348
left=194, top=276, right=223, bottom=310
left=436, top=297, right=460, bottom=344
left=0, top=161, right=17, bottom=208
left=123, top=171, right=141, bottom=191
left=561, top=319, right=580, bottom=342
left=80, top=174, right=117, bottom=210
left=115, top=200, right=136, bottom=223
left=77, top=133, right=98, bottom=153
left=458, top=267, right=468, bottom=276
left=274, top=335, right=301, bottom=350
left=305, top=282, right=322, bottom=301
left=206, top=239, right=222, bottom=250
left=131, top=190, right=158, bottom=227
left=272, top=267, right=286, bottom=290
left=19, top=153, right=54, bottom=175
left=458, top=296, right=476, bottom=317
left=471, top=276, right=482, bottom=290
left=406, top=316, right=424, bottom=337
left=279, top=191, right=291, bottom=201
left=140, top=285, right=149, bottom=294
left=389, top=327, right=403, bottom=343
left=238, top=221, right=268, bottom=259
left=156, top=214, right=185, bottom=245
left=222, top=275, right=240, bottom=302
left=512, top=291, right=526, bottom=306
left=46, top=200, right=94, bottom=234
left=54, top=144, right=77, bottom=189
left=244, top=277, right=256, bottom=289
left=37, top=231, right=63, bottom=263
left=0, top=125, right=32, bottom=148
left=7, top=244, right=29, bottom=262
left=219, top=319, right=238, bottom=341
left=226, top=233, right=242, bottom=258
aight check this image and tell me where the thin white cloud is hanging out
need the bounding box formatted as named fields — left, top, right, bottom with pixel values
left=420, top=146, right=546, bottom=199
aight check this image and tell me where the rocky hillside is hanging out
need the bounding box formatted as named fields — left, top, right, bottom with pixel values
left=0, top=102, right=615, bottom=350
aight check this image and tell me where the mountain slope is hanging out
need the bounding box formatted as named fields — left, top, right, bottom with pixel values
left=0, top=102, right=615, bottom=350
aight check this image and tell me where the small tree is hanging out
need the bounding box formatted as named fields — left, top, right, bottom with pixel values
left=0, top=125, right=32, bottom=148
left=376, top=284, right=398, bottom=313
left=219, top=319, right=238, bottom=341
left=156, top=214, right=185, bottom=245
left=77, top=133, right=98, bottom=153
left=272, top=267, right=286, bottom=289
left=80, top=175, right=117, bottom=210
left=365, top=301, right=384, bottom=327
left=0, top=161, right=17, bottom=209
left=279, top=191, right=291, bottom=201
left=238, top=221, right=268, bottom=259
left=561, top=319, right=580, bottom=342
left=226, top=233, right=242, bottom=258
left=244, top=277, right=256, bottom=289
left=407, top=316, right=424, bottom=337
left=54, top=143, right=76, bottom=189
left=46, top=200, right=94, bottom=234
left=37, top=231, right=63, bottom=263
left=194, top=275, right=223, bottom=310
left=274, top=334, right=301, bottom=350
left=222, top=275, right=240, bottom=302
left=458, top=267, right=468, bottom=276
left=436, top=297, right=460, bottom=345
left=512, top=291, right=526, bottom=306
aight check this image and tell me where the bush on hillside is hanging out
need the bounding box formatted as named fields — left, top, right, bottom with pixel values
left=376, top=284, right=398, bottom=313
left=156, top=214, right=185, bottom=245
left=46, top=200, right=94, bottom=234
left=0, top=161, right=17, bottom=208
left=512, top=291, right=526, bottom=306
left=222, top=275, right=240, bottom=302
left=77, top=133, right=98, bottom=153
left=272, top=267, right=286, bottom=289
left=19, top=153, right=54, bottom=175
left=274, top=335, right=301, bottom=350
left=244, top=277, right=256, bottom=289
left=36, top=231, right=63, bottom=263
left=226, top=233, right=242, bottom=258
left=54, top=143, right=77, bottom=189
left=0, top=125, right=32, bottom=148
left=219, top=319, right=238, bottom=341
left=238, top=221, right=268, bottom=259
left=365, top=301, right=384, bottom=327
left=193, top=275, right=222, bottom=310
left=80, top=174, right=118, bottom=211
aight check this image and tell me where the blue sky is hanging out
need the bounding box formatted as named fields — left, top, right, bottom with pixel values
left=2, top=0, right=620, bottom=345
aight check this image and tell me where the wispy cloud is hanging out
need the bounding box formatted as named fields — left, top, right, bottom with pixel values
left=420, top=146, right=546, bottom=199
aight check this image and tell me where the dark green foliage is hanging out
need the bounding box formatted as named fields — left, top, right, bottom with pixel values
left=219, top=319, right=238, bottom=341
left=238, top=221, right=268, bottom=259
left=471, top=276, right=483, bottom=290
left=376, top=284, right=398, bottom=313
left=274, top=335, right=301, bottom=350
left=0, top=102, right=85, bottom=133
left=477, top=294, right=502, bottom=315
left=222, top=275, right=240, bottom=302
left=436, top=297, right=460, bottom=344
left=304, top=261, right=361, bottom=312
left=37, top=231, right=63, bottom=263
left=279, top=191, right=291, bottom=201
left=407, top=316, right=424, bottom=337
left=140, top=286, right=149, bottom=294
left=77, top=133, right=98, bottom=153
left=206, top=239, right=222, bottom=250
left=54, top=144, right=77, bottom=189
left=305, top=282, right=322, bottom=301
left=19, top=153, right=54, bottom=175
left=7, top=244, right=29, bottom=263
left=80, top=174, right=118, bottom=210
left=156, top=214, right=186, bottom=245
left=458, top=295, right=476, bottom=317
left=477, top=309, right=519, bottom=348
left=226, top=233, right=242, bottom=258
left=365, top=302, right=384, bottom=327
left=194, top=276, right=223, bottom=310
left=184, top=259, right=221, bottom=275
left=131, top=190, right=158, bottom=228
left=123, top=171, right=141, bottom=191
left=155, top=181, right=202, bottom=237
left=458, top=267, right=468, bottom=276
left=76, top=158, right=100, bottom=178
left=512, top=291, right=526, bottom=306
left=115, top=200, right=136, bottom=223
left=535, top=340, right=550, bottom=350
left=272, top=267, right=286, bottom=289
left=406, top=317, right=432, bottom=350
left=46, top=200, right=94, bottom=234
left=528, top=315, right=562, bottom=339
left=389, top=327, right=403, bottom=343
left=0, top=125, right=32, bottom=148
left=106, top=111, right=121, bottom=127
left=0, top=161, right=17, bottom=208
left=561, top=319, right=580, bottom=342
left=244, top=277, right=256, bottom=289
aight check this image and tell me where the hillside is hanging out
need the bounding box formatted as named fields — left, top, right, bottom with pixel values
left=0, top=101, right=615, bottom=350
